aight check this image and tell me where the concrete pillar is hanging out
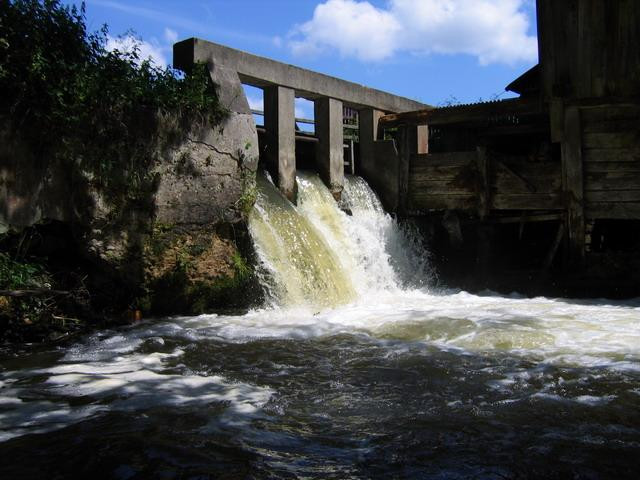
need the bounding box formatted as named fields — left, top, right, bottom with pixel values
left=264, top=86, right=296, bottom=202
left=314, top=97, right=344, bottom=200
left=358, top=108, right=385, bottom=179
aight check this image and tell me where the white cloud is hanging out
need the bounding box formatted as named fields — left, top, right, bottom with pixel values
left=245, top=95, right=311, bottom=120
left=106, top=35, right=168, bottom=68
left=295, top=98, right=313, bottom=119
left=246, top=95, right=263, bottom=111
left=288, top=0, right=537, bottom=66
left=164, top=27, right=178, bottom=44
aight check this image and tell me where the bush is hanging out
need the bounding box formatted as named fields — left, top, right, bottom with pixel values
left=0, top=0, right=226, bottom=209
left=0, top=252, right=49, bottom=290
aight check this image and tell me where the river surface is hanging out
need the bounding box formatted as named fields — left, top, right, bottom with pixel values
left=1, top=174, right=639, bottom=479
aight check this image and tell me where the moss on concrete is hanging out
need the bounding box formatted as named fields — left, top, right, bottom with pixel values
left=142, top=223, right=257, bottom=315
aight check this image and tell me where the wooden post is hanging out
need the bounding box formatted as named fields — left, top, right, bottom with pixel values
left=561, top=105, right=585, bottom=268
left=476, top=146, right=490, bottom=219
left=358, top=108, right=385, bottom=180
left=398, top=125, right=417, bottom=215
left=550, top=98, right=565, bottom=143
left=417, top=125, right=429, bottom=154
left=543, top=222, right=565, bottom=270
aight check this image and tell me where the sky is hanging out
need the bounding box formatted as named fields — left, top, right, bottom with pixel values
left=69, top=0, right=539, bottom=121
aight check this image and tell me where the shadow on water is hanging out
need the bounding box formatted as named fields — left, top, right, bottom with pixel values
left=1, top=325, right=639, bottom=479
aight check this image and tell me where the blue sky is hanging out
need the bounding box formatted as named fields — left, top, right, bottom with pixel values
left=71, top=0, right=539, bottom=119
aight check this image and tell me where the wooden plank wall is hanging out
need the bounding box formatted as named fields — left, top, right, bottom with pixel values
left=582, top=105, right=640, bottom=219
left=491, top=156, right=562, bottom=210
left=408, top=152, right=477, bottom=211
left=407, top=151, right=563, bottom=213
left=537, top=0, right=640, bottom=100
left=367, top=139, right=400, bottom=212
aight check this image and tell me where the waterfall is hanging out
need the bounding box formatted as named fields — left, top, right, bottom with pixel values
left=248, top=173, right=357, bottom=309
left=248, top=171, right=432, bottom=309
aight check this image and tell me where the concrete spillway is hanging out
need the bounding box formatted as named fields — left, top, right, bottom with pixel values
left=248, top=171, right=431, bottom=309
left=248, top=172, right=356, bottom=308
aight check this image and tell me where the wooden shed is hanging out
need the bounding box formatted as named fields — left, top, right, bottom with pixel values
left=369, top=0, right=640, bottom=290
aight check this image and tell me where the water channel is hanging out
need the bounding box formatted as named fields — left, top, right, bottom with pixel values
left=1, top=173, right=639, bottom=478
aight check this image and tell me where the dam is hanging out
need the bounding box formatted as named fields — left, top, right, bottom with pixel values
left=172, top=0, right=640, bottom=297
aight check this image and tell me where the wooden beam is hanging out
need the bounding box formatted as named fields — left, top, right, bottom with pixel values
left=378, top=97, right=545, bottom=127
left=408, top=194, right=476, bottom=211
left=493, top=158, right=538, bottom=193
left=586, top=191, right=640, bottom=202
left=585, top=171, right=640, bottom=191
left=543, top=222, right=565, bottom=270
left=583, top=132, right=640, bottom=149
left=584, top=161, right=640, bottom=173
left=476, top=146, right=490, bottom=218
left=407, top=180, right=473, bottom=195
left=398, top=126, right=417, bottom=215
left=410, top=152, right=476, bottom=167
left=561, top=105, right=585, bottom=267
left=492, top=193, right=563, bottom=210
left=583, top=147, right=640, bottom=163
left=550, top=98, right=564, bottom=142
left=586, top=202, right=640, bottom=219
left=417, top=125, right=429, bottom=154
left=488, top=213, right=564, bottom=224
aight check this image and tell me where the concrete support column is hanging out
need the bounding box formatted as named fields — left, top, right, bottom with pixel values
left=358, top=108, right=385, bottom=180
left=264, top=85, right=296, bottom=202
left=315, top=97, right=344, bottom=200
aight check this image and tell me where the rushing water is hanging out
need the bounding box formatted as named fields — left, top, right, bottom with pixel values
left=1, top=173, right=639, bottom=479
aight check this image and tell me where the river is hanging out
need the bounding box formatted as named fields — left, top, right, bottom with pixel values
left=1, top=173, right=638, bottom=478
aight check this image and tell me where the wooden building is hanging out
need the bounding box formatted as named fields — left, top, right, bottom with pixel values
left=373, top=0, right=640, bottom=291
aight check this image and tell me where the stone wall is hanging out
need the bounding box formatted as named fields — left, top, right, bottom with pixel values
left=0, top=67, right=260, bottom=315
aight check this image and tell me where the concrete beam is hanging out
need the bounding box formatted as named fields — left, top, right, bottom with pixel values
left=264, top=86, right=296, bottom=202
left=315, top=98, right=344, bottom=199
left=174, top=38, right=428, bottom=113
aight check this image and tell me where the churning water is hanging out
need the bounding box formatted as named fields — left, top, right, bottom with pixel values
left=1, top=173, right=639, bottom=479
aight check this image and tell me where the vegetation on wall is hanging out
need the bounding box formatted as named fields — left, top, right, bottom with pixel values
left=0, top=1, right=256, bottom=343
left=0, top=0, right=226, bottom=210
left=142, top=225, right=257, bottom=315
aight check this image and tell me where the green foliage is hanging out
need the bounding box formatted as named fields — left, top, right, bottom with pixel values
left=231, top=251, right=250, bottom=281
left=0, top=0, right=226, bottom=212
left=0, top=252, right=49, bottom=290
left=236, top=181, right=257, bottom=216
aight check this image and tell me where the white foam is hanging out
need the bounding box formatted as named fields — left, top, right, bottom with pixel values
left=573, top=395, right=616, bottom=406
left=0, top=343, right=273, bottom=443
left=165, top=292, right=640, bottom=371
